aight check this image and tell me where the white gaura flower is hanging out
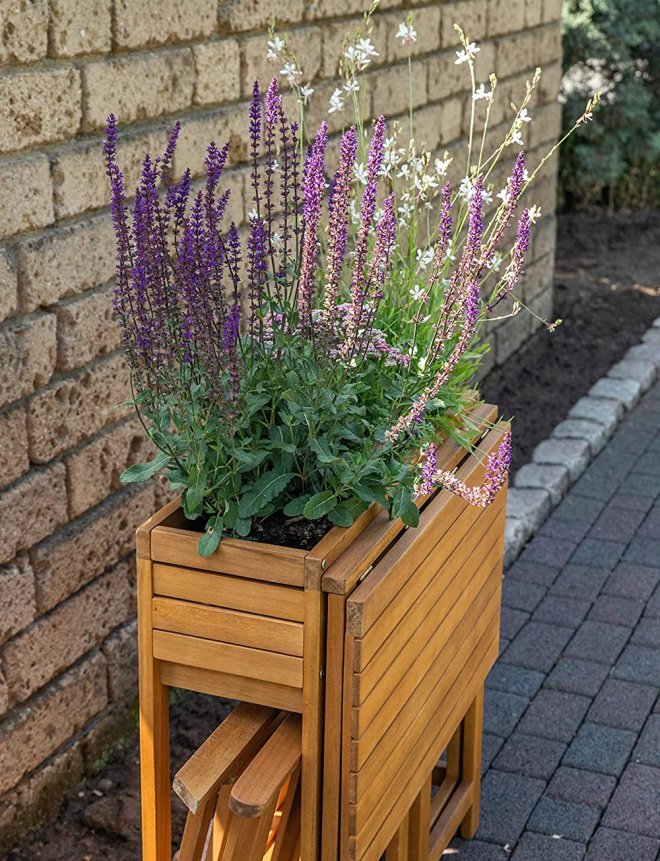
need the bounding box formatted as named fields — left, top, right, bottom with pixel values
left=445, top=241, right=456, bottom=262
left=519, top=108, right=532, bottom=123
left=248, top=208, right=258, bottom=221
left=528, top=204, right=542, bottom=223
left=357, top=37, right=379, bottom=59
left=522, top=168, right=531, bottom=182
left=395, top=22, right=417, bottom=47
left=496, top=188, right=510, bottom=204
left=455, top=42, right=479, bottom=65
left=458, top=177, right=473, bottom=200
left=398, top=202, right=414, bottom=221
left=328, top=87, right=345, bottom=114
left=510, top=128, right=524, bottom=147
left=488, top=252, right=503, bottom=272
left=473, top=83, right=490, bottom=101
left=481, top=188, right=493, bottom=204
left=344, top=78, right=359, bottom=94
left=271, top=159, right=280, bottom=173
left=416, top=247, right=434, bottom=270
left=410, top=284, right=428, bottom=302
left=271, top=232, right=283, bottom=250
left=266, top=36, right=285, bottom=62
left=353, top=162, right=368, bottom=184
left=435, top=156, right=452, bottom=177
left=280, top=62, right=301, bottom=86
left=349, top=200, right=360, bottom=225
left=299, top=84, right=314, bottom=104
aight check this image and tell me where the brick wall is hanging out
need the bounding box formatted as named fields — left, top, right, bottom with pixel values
left=0, top=0, right=563, bottom=848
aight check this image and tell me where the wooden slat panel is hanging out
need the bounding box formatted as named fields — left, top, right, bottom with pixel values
left=159, top=662, right=303, bottom=713
left=152, top=563, right=305, bottom=623
left=347, top=427, right=507, bottom=637
left=153, top=630, right=303, bottom=688
left=151, top=526, right=306, bottom=587
left=152, top=597, right=304, bottom=656
left=349, top=629, right=499, bottom=860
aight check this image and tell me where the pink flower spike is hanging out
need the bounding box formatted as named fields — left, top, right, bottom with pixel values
left=431, top=430, right=511, bottom=507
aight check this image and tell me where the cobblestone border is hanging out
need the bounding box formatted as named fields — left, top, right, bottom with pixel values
left=504, top=317, right=660, bottom=567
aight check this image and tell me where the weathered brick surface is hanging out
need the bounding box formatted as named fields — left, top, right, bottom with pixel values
left=194, top=40, right=242, bottom=105
left=49, top=0, right=112, bottom=57
left=0, top=156, right=54, bottom=240
left=241, top=28, right=323, bottom=99
left=114, top=0, right=215, bottom=48
left=0, top=0, right=48, bottom=64
left=0, top=313, right=57, bottom=409
left=56, top=284, right=122, bottom=370
left=103, top=620, right=138, bottom=701
left=220, top=0, right=305, bottom=32
left=26, top=353, right=131, bottom=463
left=0, top=557, right=35, bottom=646
left=0, top=407, right=29, bottom=490
left=0, top=250, right=18, bottom=323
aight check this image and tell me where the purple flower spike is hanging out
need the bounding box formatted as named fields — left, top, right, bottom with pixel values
left=298, top=121, right=328, bottom=332
left=249, top=81, right=262, bottom=212
left=432, top=430, right=511, bottom=507
left=247, top=217, right=268, bottom=337
left=415, top=442, right=439, bottom=499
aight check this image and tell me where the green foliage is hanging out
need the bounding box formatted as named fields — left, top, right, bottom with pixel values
left=560, top=0, right=660, bottom=209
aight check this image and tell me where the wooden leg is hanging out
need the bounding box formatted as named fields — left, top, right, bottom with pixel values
left=178, top=794, right=216, bottom=861
left=301, top=585, right=325, bottom=861
left=407, top=775, right=431, bottom=861
left=386, top=814, right=410, bottom=861
left=211, top=784, right=233, bottom=860
left=138, top=558, right=171, bottom=861
left=272, top=766, right=302, bottom=861
left=459, top=687, right=484, bottom=839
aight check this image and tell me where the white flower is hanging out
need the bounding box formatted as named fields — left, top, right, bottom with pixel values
left=497, top=188, right=510, bottom=204
left=410, top=284, right=427, bottom=302
left=271, top=159, right=280, bottom=173
left=509, top=128, right=524, bottom=147
left=519, top=108, right=532, bottom=123
left=481, top=188, right=493, bottom=204
left=398, top=202, right=414, bottom=222
left=328, top=87, right=345, bottom=114
left=395, top=22, right=417, bottom=47
left=445, top=241, right=456, bottom=262
left=357, top=38, right=378, bottom=59
left=458, top=177, right=473, bottom=200
left=455, top=42, right=479, bottom=65
left=271, top=232, right=283, bottom=250
left=266, top=36, right=285, bottom=62
left=416, top=248, right=434, bottom=270
left=473, top=83, right=489, bottom=101
left=344, top=78, right=359, bottom=94
left=248, top=208, right=258, bottom=222
left=280, top=62, right=301, bottom=86
left=522, top=168, right=531, bottom=182
left=299, top=84, right=314, bottom=104
left=488, top=252, right=503, bottom=272
left=435, top=156, right=452, bottom=177
left=353, top=162, right=368, bottom=184
left=349, top=200, right=360, bottom=225
left=528, top=204, right=542, bottom=223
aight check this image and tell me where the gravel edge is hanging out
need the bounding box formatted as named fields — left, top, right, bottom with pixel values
left=504, top=317, right=660, bottom=568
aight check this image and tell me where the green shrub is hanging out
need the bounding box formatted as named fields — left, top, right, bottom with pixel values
left=560, top=0, right=660, bottom=210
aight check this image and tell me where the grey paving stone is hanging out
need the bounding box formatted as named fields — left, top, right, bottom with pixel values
left=487, top=664, right=545, bottom=699
left=587, top=594, right=644, bottom=628
left=623, top=536, right=660, bottom=567
left=547, top=767, right=616, bottom=809
left=552, top=417, right=610, bottom=455
left=570, top=539, right=625, bottom=570
left=448, top=837, right=509, bottom=859
left=613, top=644, right=660, bottom=686
left=507, top=561, right=561, bottom=588
left=634, top=715, right=660, bottom=767
left=571, top=471, right=620, bottom=502
left=563, top=723, right=637, bottom=776
left=502, top=621, right=574, bottom=673
left=507, top=488, right=553, bottom=531
left=483, top=688, right=530, bottom=737
left=627, top=342, right=660, bottom=370
left=539, top=517, right=591, bottom=544
left=533, top=438, right=591, bottom=482
left=511, top=832, right=585, bottom=861
left=636, top=451, right=660, bottom=476
left=505, top=518, right=531, bottom=568
left=603, top=561, right=660, bottom=600
left=519, top=537, right=578, bottom=570
left=644, top=328, right=660, bottom=344
left=646, top=584, right=660, bottom=619
left=639, top=503, right=660, bottom=538
left=532, top=596, right=590, bottom=628
left=518, top=689, right=590, bottom=743
left=564, top=620, right=630, bottom=666
left=609, top=492, right=655, bottom=512
left=494, top=733, right=566, bottom=780
left=585, top=827, right=660, bottom=861
left=632, top=617, right=660, bottom=648
left=608, top=358, right=657, bottom=393
left=569, top=396, right=624, bottom=430
left=602, top=763, right=660, bottom=837
left=545, top=658, right=610, bottom=698
left=482, top=732, right=504, bottom=774
left=549, top=564, right=609, bottom=603
left=527, top=797, right=600, bottom=842
left=590, top=377, right=642, bottom=410
left=515, top=463, right=571, bottom=506
left=620, top=470, right=660, bottom=497
left=502, top=578, right=547, bottom=613
left=588, top=503, right=647, bottom=543
left=587, top=679, right=656, bottom=731
left=477, top=770, right=546, bottom=844
left=553, top=494, right=606, bottom=525
left=501, top=606, right=530, bottom=640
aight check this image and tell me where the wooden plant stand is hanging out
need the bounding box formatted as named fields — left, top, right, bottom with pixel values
left=136, top=403, right=507, bottom=861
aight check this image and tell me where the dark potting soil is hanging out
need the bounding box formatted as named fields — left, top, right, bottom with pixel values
left=245, top=511, right=333, bottom=550
left=6, top=210, right=660, bottom=860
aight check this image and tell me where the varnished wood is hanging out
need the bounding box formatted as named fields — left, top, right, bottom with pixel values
left=385, top=814, right=409, bottom=861
left=407, top=776, right=431, bottom=861
left=136, top=495, right=181, bottom=560
left=459, top=689, right=485, bottom=839
left=178, top=793, right=215, bottom=861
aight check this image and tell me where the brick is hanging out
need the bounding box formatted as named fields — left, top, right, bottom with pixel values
left=495, top=30, right=538, bottom=78
left=528, top=796, right=599, bottom=842
left=489, top=0, right=525, bottom=35
left=1, top=563, right=132, bottom=704
left=0, top=557, right=35, bottom=646
left=65, top=417, right=155, bottom=518
left=494, top=733, right=566, bottom=779
left=114, top=0, right=215, bottom=48
left=564, top=723, right=637, bottom=777
left=103, top=620, right=138, bottom=701
left=440, top=1, right=488, bottom=45
left=546, top=657, right=609, bottom=698
left=386, top=7, right=441, bottom=61
left=0, top=68, right=81, bottom=154
left=0, top=406, right=29, bottom=490
left=520, top=536, right=577, bottom=569
left=487, top=663, right=544, bottom=699
left=17, top=215, right=115, bottom=312
left=56, top=284, right=121, bottom=370
left=518, top=688, right=590, bottom=742
left=414, top=99, right=462, bottom=149
left=620, top=471, right=660, bottom=497
left=532, top=595, right=590, bottom=628
left=547, top=767, right=616, bottom=809
left=427, top=50, right=467, bottom=102
left=26, top=353, right=131, bottom=463
left=502, top=620, right=573, bottom=673
left=528, top=102, right=562, bottom=149
left=504, top=517, right=530, bottom=567
left=586, top=828, right=660, bottom=861
left=0, top=0, right=48, bottom=63
left=634, top=715, right=660, bottom=767
left=612, top=644, right=660, bottom=687
left=507, top=560, right=559, bottom=588
left=500, top=605, right=529, bottom=640
left=588, top=594, right=644, bottom=628
left=602, top=764, right=660, bottom=837
left=511, top=832, right=585, bottom=861
left=495, top=313, right=532, bottom=364
left=0, top=249, right=18, bottom=323
left=49, top=0, right=112, bottom=57
left=633, top=617, right=660, bottom=648
left=626, top=342, right=660, bottom=371
left=515, top=463, right=569, bottom=505
left=506, top=488, right=552, bottom=532
left=369, top=60, right=428, bottom=119
left=0, top=155, right=54, bottom=240
left=565, top=620, right=629, bottom=666
left=624, top=536, right=660, bottom=568
left=0, top=464, right=68, bottom=565
left=590, top=377, right=642, bottom=411
left=477, top=770, right=545, bottom=844
left=31, top=485, right=154, bottom=612
left=636, top=450, right=660, bottom=476
left=171, top=106, right=246, bottom=177
left=447, top=838, right=503, bottom=860
left=552, top=418, right=609, bottom=456
left=543, top=0, right=563, bottom=21
left=570, top=538, right=624, bottom=570
left=219, top=0, right=304, bottom=31
left=588, top=679, right=656, bottom=732
left=604, top=562, right=660, bottom=601
left=483, top=688, right=529, bottom=737
left=502, top=577, right=546, bottom=613
left=0, top=312, right=57, bottom=409
left=0, top=652, right=107, bottom=795
left=525, top=0, right=544, bottom=27
left=607, top=358, right=656, bottom=393
left=82, top=50, right=195, bottom=131
left=549, top=563, right=608, bottom=602
left=241, top=27, right=322, bottom=99
left=194, top=40, right=241, bottom=105
left=539, top=516, right=590, bottom=544
left=533, top=438, right=590, bottom=482
left=589, top=502, right=645, bottom=544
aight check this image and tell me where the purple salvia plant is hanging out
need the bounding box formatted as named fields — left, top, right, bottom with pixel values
left=415, top=442, right=439, bottom=499
left=249, top=81, right=262, bottom=215
left=478, top=152, right=526, bottom=275
left=298, top=121, right=328, bottom=332
left=429, top=431, right=512, bottom=506
left=247, top=218, right=268, bottom=340
left=487, top=207, right=532, bottom=312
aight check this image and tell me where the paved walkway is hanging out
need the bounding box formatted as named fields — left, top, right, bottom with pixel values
left=450, top=379, right=660, bottom=860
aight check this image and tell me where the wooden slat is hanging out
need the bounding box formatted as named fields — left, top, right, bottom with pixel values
left=340, top=627, right=357, bottom=860
left=152, top=563, right=305, bottom=623
left=347, top=426, right=507, bottom=638
left=136, top=495, right=180, bottom=560
left=159, top=662, right=304, bottom=713
left=151, top=525, right=306, bottom=587
left=153, top=630, right=303, bottom=688
left=152, top=597, right=304, bottom=657
left=321, top=403, right=498, bottom=596
left=385, top=814, right=409, bottom=861
left=407, top=775, right=431, bottom=861
left=350, top=629, right=499, bottom=860
left=428, top=784, right=473, bottom=861
left=459, top=688, right=484, bottom=839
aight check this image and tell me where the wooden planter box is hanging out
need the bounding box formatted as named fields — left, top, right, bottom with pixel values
left=136, top=403, right=507, bottom=861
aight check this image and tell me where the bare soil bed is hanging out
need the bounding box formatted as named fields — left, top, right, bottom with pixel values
left=7, top=210, right=660, bottom=861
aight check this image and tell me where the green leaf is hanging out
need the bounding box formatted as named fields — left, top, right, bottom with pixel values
left=183, top=465, right=206, bottom=517
left=198, top=514, right=223, bottom=557
left=310, top=437, right=340, bottom=464
left=328, top=504, right=354, bottom=528
left=283, top=495, right=311, bottom=516
left=392, top=486, right=420, bottom=528
left=234, top=516, right=252, bottom=537
left=238, top=470, right=295, bottom=518
left=303, top=490, right=338, bottom=520
left=120, top=451, right=170, bottom=483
